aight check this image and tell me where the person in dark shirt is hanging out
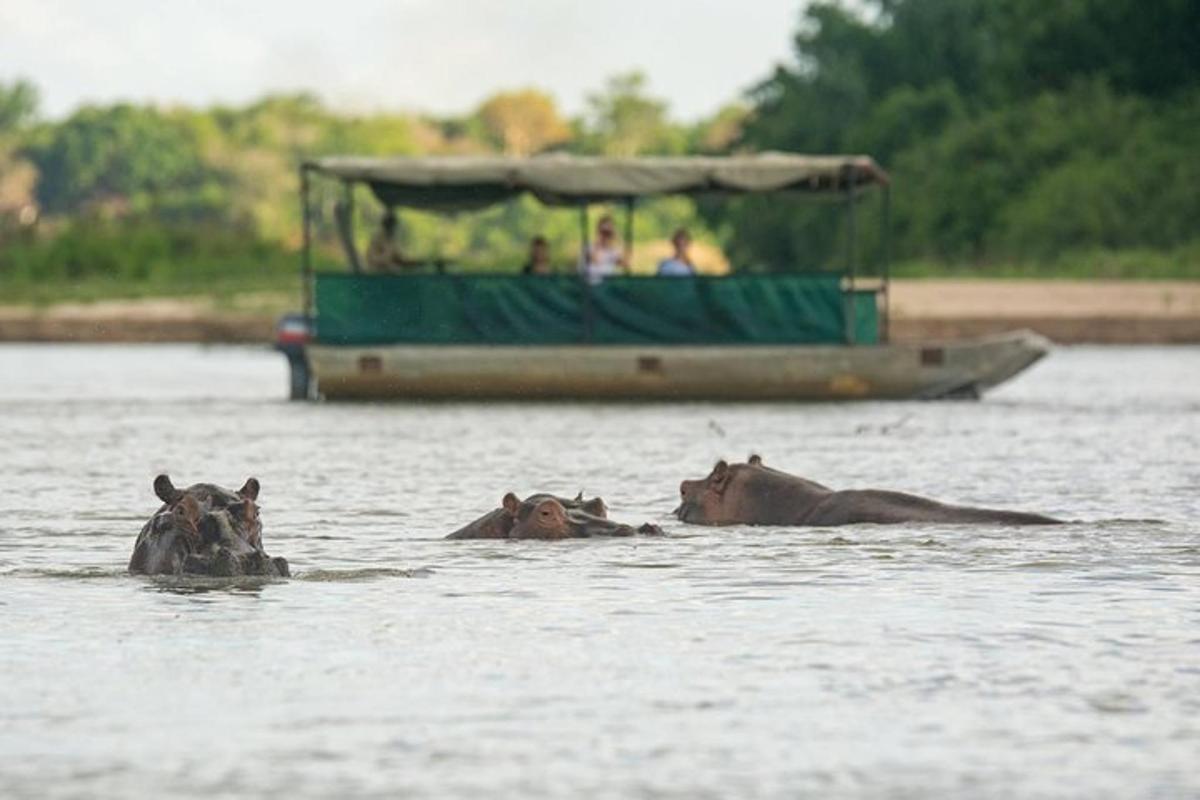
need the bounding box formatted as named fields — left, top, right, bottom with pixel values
left=366, top=211, right=420, bottom=272
left=523, top=235, right=553, bottom=275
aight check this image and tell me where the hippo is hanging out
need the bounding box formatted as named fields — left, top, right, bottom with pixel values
left=447, top=492, right=663, bottom=540
left=128, top=475, right=290, bottom=577
left=446, top=492, right=608, bottom=539
left=676, top=455, right=1061, bottom=527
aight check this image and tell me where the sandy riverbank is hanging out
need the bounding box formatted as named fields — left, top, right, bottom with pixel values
left=886, top=280, right=1200, bottom=343
left=2, top=280, right=1198, bottom=344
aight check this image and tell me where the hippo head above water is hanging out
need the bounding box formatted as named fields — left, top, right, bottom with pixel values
left=128, top=475, right=289, bottom=577
left=500, top=492, right=663, bottom=539
left=675, top=456, right=775, bottom=526
left=445, top=492, right=609, bottom=540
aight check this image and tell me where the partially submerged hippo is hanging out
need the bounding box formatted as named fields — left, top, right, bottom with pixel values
left=129, top=475, right=290, bottom=577
left=447, top=492, right=607, bottom=539
left=447, top=492, right=662, bottom=540
left=676, top=455, right=1061, bottom=527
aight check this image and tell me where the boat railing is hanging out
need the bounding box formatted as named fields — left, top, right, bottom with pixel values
left=310, top=271, right=881, bottom=348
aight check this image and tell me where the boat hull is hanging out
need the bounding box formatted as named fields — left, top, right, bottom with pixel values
left=303, top=330, right=1049, bottom=401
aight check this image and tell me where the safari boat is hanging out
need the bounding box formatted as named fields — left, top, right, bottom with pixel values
left=277, top=154, right=1048, bottom=401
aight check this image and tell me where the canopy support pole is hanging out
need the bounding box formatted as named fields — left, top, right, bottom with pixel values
left=340, top=180, right=362, bottom=274
left=881, top=184, right=891, bottom=343
left=623, top=197, right=635, bottom=273
left=579, top=204, right=593, bottom=343
left=844, top=177, right=858, bottom=345
left=301, top=166, right=313, bottom=319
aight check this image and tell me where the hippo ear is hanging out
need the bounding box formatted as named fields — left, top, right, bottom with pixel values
left=238, top=478, right=260, bottom=500
left=582, top=497, right=608, bottom=518
left=574, top=491, right=584, bottom=503
left=502, top=492, right=522, bottom=517
left=748, top=454, right=763, bottom=466
left=237, top=498, right=258, bottom=524
left=154, top=474, right=182, bottom=504
left=710, top=460, right=730, bottom=493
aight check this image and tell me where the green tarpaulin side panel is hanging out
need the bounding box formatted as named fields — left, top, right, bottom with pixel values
left=314, top=274, right=879, bottom=346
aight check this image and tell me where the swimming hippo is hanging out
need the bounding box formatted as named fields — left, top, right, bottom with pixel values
left=447, top=492, right=663, bottom=540
left=128, top=475, right=290, bottom=577
left=676, top=455, right=1061, bottom=527
left=446, top=492, right=608, bottom=539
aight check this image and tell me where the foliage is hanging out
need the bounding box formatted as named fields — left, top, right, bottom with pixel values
left=25, top=105, right=215, bottom=219
left=476, top=89, right=571, bottom=155
left=727, top=0, right=1200, bottom=273
left=0, top=218, right=293, bottom=284
left=0, top=80, right=39, bottom=132
left=579, top=72, right=685, bottom=156
left=4, top=0, right=1200, bottom=303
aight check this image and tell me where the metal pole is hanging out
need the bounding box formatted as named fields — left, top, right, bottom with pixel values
left=844, top=177, right=858, bottom=345
left=881, top=184, right=891, bottom=344
left=579, top=202, right=591, bottom=269
left=342, top=180, right=361, bottom=274
left=579, top=203, right=593, bottom=343
left=301, top=166, right=313, bottom=319
left=623, top=196, right=635, bottom=274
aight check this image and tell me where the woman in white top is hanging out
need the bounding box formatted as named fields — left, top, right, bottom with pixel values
left=580, top=214, right=629, bottom=284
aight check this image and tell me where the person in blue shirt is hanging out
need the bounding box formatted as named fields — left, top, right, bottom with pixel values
left=656, top=228, right=697, bottom=276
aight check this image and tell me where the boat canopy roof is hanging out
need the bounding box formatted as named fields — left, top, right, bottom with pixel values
left=303, top=152, right=889, bottom=211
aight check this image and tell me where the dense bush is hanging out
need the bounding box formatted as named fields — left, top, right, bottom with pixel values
left=726, top=0, right=1200, bottom=274
left=0, top=219, right=294, bottom=286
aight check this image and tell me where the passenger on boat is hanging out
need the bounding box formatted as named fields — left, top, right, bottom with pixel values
left=366, top=211, right=419, bottom=272
left=656, top=228, right=697, bottom=276
left=522, top=235, right=553, bottom=275
left=579, top=214, right=629, bottom=284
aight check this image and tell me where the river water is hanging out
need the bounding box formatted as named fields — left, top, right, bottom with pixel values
left=1, top=344, right=1197, bottom=799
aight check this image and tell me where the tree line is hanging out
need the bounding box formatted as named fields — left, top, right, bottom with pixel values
left=1, top=0, right=1198, bottom=297
left=728, top=0, right=1200, bottom=275
left=0, top=71, right=742, bottom=292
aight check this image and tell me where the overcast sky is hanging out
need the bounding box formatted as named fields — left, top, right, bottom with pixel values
left=0, top=0, right=807, bottom=121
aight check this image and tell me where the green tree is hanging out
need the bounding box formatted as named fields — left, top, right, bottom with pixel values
left=581, top=72, right=684, bottom=156
left=26, top=104, right=211, bottom=217
left=689, top=104, right=750, bottom=154
left=0, top=79, right=39, bottom=132
left=723, top=0, right=1200, bottom=271
left=476, top=89, right=571, bottom=155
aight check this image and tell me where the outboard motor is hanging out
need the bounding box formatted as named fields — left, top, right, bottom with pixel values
left=274, top=313, right=312, bottom=400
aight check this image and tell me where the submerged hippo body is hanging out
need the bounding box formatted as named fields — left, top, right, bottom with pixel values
left=129, top=475, right=290, bottom=577
left=676, top=456, right=1061, bottom=527
left=447, top=492, right=662, bottom=540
